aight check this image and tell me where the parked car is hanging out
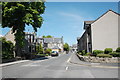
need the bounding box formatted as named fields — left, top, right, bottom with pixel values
left=51, top=51, right=59, bottom=56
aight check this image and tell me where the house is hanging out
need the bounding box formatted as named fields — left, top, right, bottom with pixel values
left=4, top=29, right=16, bottom=45
left=4, top=30, right=37, bottom=58
left=77, top=10, right=120, bottom=53
left=24, top=32, right=37, bottom=54
left=43, top=37, right=64, bottom=52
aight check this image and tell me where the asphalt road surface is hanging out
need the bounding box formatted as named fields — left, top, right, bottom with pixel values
left=2, top=52, right=119, bottom=78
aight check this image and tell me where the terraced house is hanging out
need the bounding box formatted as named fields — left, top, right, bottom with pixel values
left=77, top=10, right=120, bottom=53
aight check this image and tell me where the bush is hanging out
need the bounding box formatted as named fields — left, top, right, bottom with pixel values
left=97, top=54, right=112, bottom=58
left=104, top=48, right=113, bottom=54
left=93, top=50, right=103, bottom=56
left=84, top=52, right=91, bottom=56
left=81, top=50, right=86, bottom=56
left=0, top=37, right=14, bottom=59
left=77, top=52, right=82, bottom=55
left=116, top=47, right=120, bottom=52
left=44, top=48, right=52, bottom=55
left=37, top=53, right=45, bottom=57
left=109, top=52, right=120, bottom=57
left=45, top=54, right=49, bottom=56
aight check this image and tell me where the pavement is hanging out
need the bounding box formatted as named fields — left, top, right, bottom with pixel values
left=1, top=52, right=119, bottom=78
left=0, top=56, right=53, bottom=67
left=69, top=53, right=120, bottom=69
left=0, top=60, right=30, bottom=67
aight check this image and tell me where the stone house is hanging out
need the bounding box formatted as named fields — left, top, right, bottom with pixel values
left=77, top=10, right=120, bottom=53
left=43, top=37, right=64, bottom=52
left=4, top=30, right=37, bottom=58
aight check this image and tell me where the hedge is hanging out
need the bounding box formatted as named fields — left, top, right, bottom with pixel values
left=116, top=47, right=120, bottom=52
left=109, top=52, right=120, bottom=57
left=93, top=50, right=103, bottom=56
left=97, top=54, right=112, bottom=58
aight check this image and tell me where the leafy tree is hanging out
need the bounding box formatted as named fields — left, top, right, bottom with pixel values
left=42, top=35, right=52, bottom=38
left=63, top=43, right=70, bottom=51
left=42, top=35, right=46, bottom=38
left=2, top=2, right=45, bottom=57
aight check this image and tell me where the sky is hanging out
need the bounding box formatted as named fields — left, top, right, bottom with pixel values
left=0, top=2, right=118, bottom=46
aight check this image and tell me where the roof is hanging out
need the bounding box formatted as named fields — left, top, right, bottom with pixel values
left=84, top=21, right=94, bottom=24
left=84, top=9, right=120, bottom=29
left=43, top=38, right=63, bottom=43
left=91, top=9, right=120, bottom=25
left=52, top=46, right=60, bottom=49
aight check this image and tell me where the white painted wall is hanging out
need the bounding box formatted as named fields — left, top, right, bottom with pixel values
left=91, top=11, right=119, bottom=51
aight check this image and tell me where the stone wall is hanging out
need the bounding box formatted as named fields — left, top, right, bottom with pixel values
left=77, top=54, right=120, bottom=63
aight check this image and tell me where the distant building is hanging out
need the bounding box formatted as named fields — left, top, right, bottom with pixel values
left=71, top=44, right=77, bottom=52
left=43, top=37, right=64, bottom=52
left=4, top=29, right=64, bottom=58
left=77, top=10, right=120, bottom=53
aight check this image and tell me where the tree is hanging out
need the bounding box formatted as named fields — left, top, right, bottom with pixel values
left=42, top=35, right=52, bottom=38
left=63, top=43, right=70, bottom=51
left=36, top=43, right=43, bottom=54
left=2, top=2, right=45, bottom=57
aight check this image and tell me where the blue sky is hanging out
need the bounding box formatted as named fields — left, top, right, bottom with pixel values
left=1, top=2, right=118, bottom=46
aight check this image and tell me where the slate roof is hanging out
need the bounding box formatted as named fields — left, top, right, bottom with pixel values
left=52, top=46, right=60, bottom=49
left=43, top=38, right=63, bottom=43
left=84, top=21, right=94, bottom=24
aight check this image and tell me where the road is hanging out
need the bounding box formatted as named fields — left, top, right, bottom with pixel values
left=2, top=52, right=119, bottom=78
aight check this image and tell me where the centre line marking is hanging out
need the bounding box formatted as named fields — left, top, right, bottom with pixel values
left=67, top=58, right=71, bottom=63
left=66, top=66, right=69, bottom=70
left=67, top=55, right=73, bottom=63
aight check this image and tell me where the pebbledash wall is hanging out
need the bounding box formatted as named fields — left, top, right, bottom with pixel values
left=91, top=10, right=119, bottom=51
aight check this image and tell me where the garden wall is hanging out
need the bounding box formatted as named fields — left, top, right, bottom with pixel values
left=77, top=54, right=120, bottom=63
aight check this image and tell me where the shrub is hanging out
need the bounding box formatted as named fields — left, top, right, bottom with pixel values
left=0, top=37, right=14, bottom=59
left=37, top=53, right=45, bottom=57
left=104, top=48, right=113, bottom=54
left=109, top=52, right=120, bottom=57
left=93, top=50, right=103, bottom=56
left=116, top=47, right=120, bottom=52
left=77, top=52, right=82, bottom=55
left=84, top=52, right=91, bottom=56
left=81, top=50, right=86, bottom=56
left=97, top=54, right=112, bottom=58
left=45, top=54, right=49, bottom=56
left=44, top=48, right=52, bottom=55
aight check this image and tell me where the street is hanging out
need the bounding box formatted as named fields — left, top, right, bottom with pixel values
left=2, top=52, right=118, bottom=78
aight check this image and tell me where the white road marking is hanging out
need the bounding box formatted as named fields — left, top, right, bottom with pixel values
left=67, top=58, right=71, bottom=63
left=67, top=55, right=73, bottom=63
left=65, top=66, right=69, bottom=70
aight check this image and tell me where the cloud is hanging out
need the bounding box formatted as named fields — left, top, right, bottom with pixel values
left=59, top=12, right=84, bottom=22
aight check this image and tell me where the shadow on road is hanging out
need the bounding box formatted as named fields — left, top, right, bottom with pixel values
left=31, top=57, right=49, bottom=61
